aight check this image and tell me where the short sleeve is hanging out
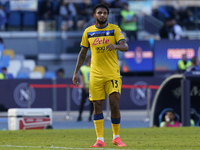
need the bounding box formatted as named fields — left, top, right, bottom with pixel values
left=80, top=29, right=89, bottom=48
left=160, top=121, right=165, bottom=127
left=80, top=66, right=83, bottom=75
left=115, top=26, right=126, bottom=44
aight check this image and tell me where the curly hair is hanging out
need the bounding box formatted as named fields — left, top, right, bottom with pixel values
left=93, top=3, right=109, bottom=14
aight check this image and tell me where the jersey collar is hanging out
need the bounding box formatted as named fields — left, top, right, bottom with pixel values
left=95, top=23, right=108, bottom=29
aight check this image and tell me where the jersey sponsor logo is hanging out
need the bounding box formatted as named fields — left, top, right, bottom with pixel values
left=130, top=81, right=151, bottom=106
left=13, top=83, right=36, bottom=107
left=96, top=46, right=105, bottom=53
left=92, top=37, right=109, bottom=45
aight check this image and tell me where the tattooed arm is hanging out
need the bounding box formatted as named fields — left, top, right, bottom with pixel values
left=72, top=47, right=88, bottom=86
left=105, top=40, right=128, bottom=52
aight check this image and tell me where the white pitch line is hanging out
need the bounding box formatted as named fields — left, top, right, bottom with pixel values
left=0, top=145, right=136, bottom=150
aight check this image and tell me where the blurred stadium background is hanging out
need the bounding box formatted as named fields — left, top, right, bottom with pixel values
left=0, top=0, right=200, bottom=130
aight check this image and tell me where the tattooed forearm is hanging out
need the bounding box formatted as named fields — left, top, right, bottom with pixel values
left=74, top=47, right=88, bottom=74
left=116, top=40, right=128, bottom=52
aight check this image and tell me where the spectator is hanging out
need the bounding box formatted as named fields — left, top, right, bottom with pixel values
left=177, top=54, right=191, bottom=73
left=120, top=2, right=137, bottom=40
left=186, top=56, right=199, bottom=72
left=57, top=1, right=87, bottom=31
left=171, top=18, right=183, bottom=40
left=159, top=18, right=173, bottom=39
left=110, top=0, right=125, bottom=8
left=74, top=3, right=88, bottom=31
left=160, top=110, right=181, bottom=127
left=0, top=67, right=7, bottom=79
left=160, top=110, right=195, bottom=127
left=57, top=0, right=74, bottom=31
left=56, top=68, right=66, bottom=79
left=0, top=4, right=6, bottom=30
left=77, top=55, right=93, bottom=121
left=177, top=7, right=193, bottom=27
left=40, top=0, right=54, bottom=20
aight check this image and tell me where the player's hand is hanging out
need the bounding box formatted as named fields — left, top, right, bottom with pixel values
left=72, top=73, right=79, bottom=86
left=105, top=44, right=116, bottom=51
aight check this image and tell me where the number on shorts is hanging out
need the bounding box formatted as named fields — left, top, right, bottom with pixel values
left=111, top=80, right=118, bottom=88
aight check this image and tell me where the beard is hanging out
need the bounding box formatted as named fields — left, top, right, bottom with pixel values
left=97, top=18, right=107, bottom=25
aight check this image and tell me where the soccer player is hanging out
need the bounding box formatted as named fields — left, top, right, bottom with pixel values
left=72, top=3, right=128, bottom=147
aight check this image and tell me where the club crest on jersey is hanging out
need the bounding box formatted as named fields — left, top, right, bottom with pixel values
left=106, top=31, right=110, bottom=35
left=92, top=37, right=109, bottom=45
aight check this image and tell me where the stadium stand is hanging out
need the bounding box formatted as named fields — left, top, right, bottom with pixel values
left=7, top=60, right=21, bottom=78
left=16, top=72, right=29, bottom=79
left=1, top=55, right=10, bottom=67
left=22, top=12, right=37, bottom=29
left=29, top=71, right=43, bottom=79
left=0, top=60, right=7, bottom=70
left=13, top=54, right=25, bottom=61
left=22, top=59, right=36, bottom=71
left=33, top=65, right=45, bottom=77
left=3, top=49, right=14, bottom=59
left=18, top=67, right=31, bottom=75
left=0, top=44, right=4, bottom=51
left=6, top=73, right=13, bottom=79
left=44, top=71, right=56, bottom=79
left=7, top=11, right=21, bottom=29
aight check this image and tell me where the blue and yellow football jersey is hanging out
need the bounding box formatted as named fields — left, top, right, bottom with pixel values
left=80, top=23, right=125, bottom=79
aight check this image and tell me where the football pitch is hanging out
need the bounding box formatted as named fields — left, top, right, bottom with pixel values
left=0, top=127, right=199, bottom=150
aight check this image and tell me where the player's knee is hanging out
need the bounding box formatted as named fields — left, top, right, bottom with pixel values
left=109, top=92, right=120, bottom=101
left=93, top=100, right=103, bottom=114
left=110, top=101, right=119, bottom=111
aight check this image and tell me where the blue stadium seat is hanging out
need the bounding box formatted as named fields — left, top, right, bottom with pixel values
left=0, top=61, right=7, bottom=69
left=44, top=71, right=56, bottom=79
left=16, top=72, right=29, bottom=79
left=6, top=73, right=13, bottom=79
left=23, top=12, right=37, bottom=27
left=0, top=44, right=5, bottom=51
left=158, top=108, right=180, bottom=125
left=1, top=55, right=10, bottom=67
left=8, top=11, right=21, bottom=27
left=0, top=44, right=4, bottom=59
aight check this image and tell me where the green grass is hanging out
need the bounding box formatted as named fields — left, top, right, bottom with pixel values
left=0, top=127, right=200, bottom=150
